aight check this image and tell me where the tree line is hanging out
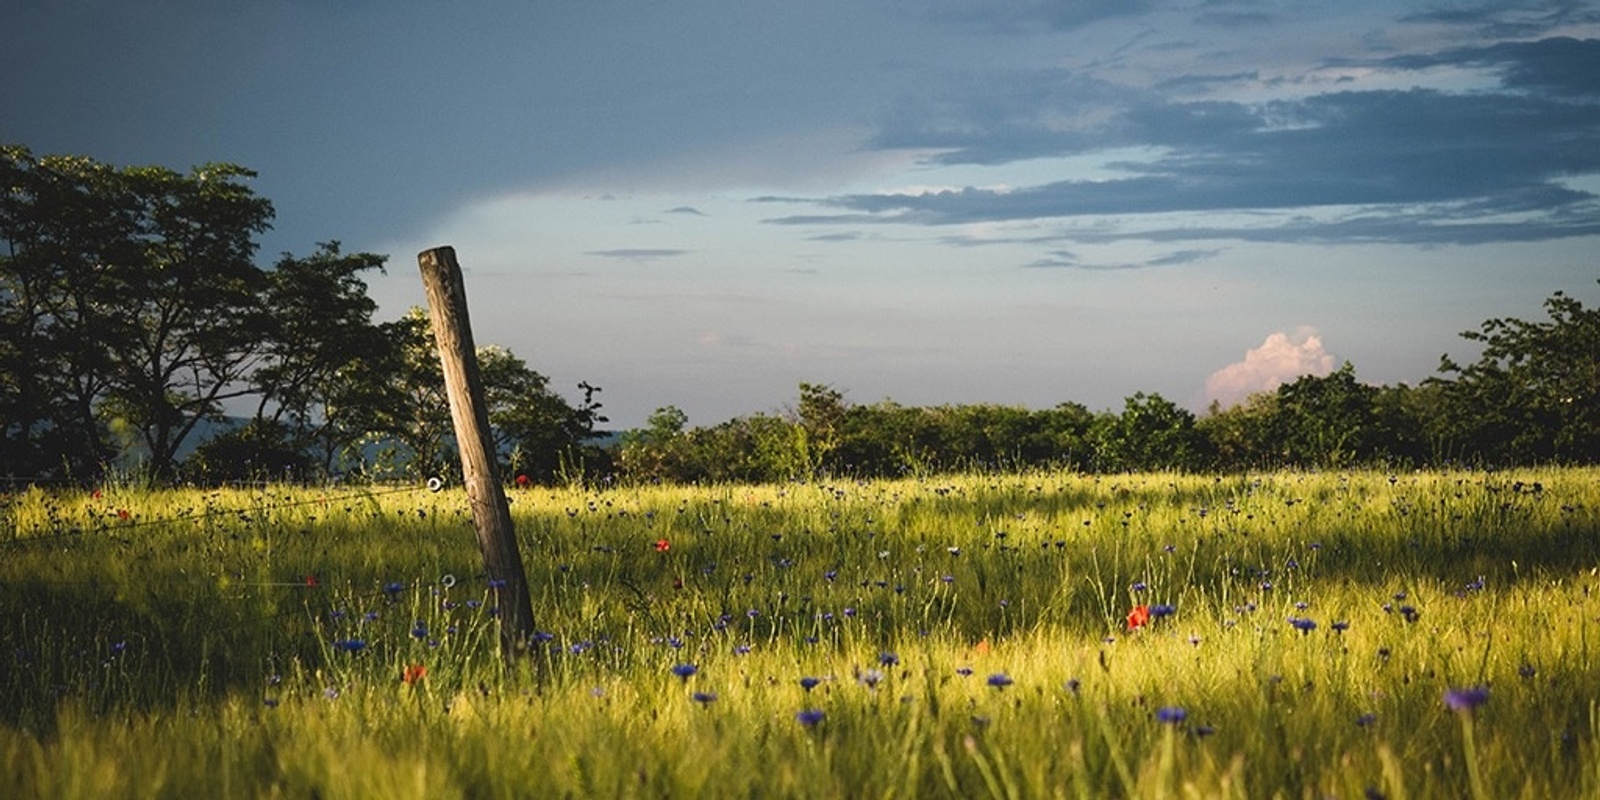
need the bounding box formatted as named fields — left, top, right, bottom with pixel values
left=1, top=145, right=605, bottom=484
left=4, top=145, right=1596, bottom=485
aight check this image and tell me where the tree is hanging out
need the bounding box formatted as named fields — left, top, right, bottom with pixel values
left=1, top=146, right=125, bottom=477
left=1090, top=392, right=1207, bottom=472
left=1432, top=282, right=1600, bottom=464
left=1269, top=363, right=1379, bottom=467
left=0, top=145, right=274, bottom=479
left=250, top=242, right=391, bottom=471
left=483, top=347, right=607, bottom=483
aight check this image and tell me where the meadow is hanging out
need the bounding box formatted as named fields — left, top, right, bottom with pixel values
left=3, top=468, right=1600, bottom=798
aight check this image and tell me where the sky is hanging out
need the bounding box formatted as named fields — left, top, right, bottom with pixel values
left=6, top=0, right=1599, bottom=429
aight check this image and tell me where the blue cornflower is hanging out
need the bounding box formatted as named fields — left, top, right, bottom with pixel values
left=800, top=676, right=821, bottom=692
left=733, top=644, right=752, bottom=655
left=1156, top=706, right=1187, bottom=724
left=383, top=581, right=405, bottom=596
left=1150, top=604, right=1177, bottom=619
left=1356, top=712, right=1378, bottom=728
left=1331, top=621, right=1350, bottom=632
left=671, top=663, right=698, bottom=680
left=986, top=673, right=1014, bottom=689
left=1444, top=686, right=1490, bottom=712
left=411, top=622, right=428, bottom=640
left=692, top=691, right=717, bottom=705
left=1288, top=617, right=1317, bottom=634
left=955, top=667, right=973, bottom=677
left=879, top=651, right=900, bottom=667
left=333, top=639, right=367, bottom=653
left=796, top=709, right=825, bottom=727
left=1131, top=581, right=1147, bottom=592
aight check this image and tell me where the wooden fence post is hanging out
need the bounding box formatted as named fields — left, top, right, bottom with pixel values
left=416, top=246, right=538, bottom=665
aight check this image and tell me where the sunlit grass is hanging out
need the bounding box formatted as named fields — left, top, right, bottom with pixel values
left=3, top=468, right=1599, bottom=797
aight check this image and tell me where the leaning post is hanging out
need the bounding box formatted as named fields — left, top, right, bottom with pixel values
left=417, top=245, right=538, bottom=667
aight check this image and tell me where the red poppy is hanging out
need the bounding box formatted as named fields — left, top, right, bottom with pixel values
left=1126, top=605, right=1151, bottom=630
left=402, top=663, right=427, bottom=685
left=654, top=538, right=671, bottom=552
left=514, top=474, right=531, bottom=488
left=116, top=509, right=130, bottom=521
left=305, top=574, right=320, bottom=587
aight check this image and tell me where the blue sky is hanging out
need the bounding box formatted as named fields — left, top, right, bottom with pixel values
left=6, top=1, right=1599, bottom=428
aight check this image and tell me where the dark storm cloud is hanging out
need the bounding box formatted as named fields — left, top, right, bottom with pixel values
left=768, top=37, right=1600, bottom=246
left=919, top=0, right=1157, bottom=32
left=1400, top=1, right=1600, bottom=38
left=1379, top=36, right=1600, bottom=97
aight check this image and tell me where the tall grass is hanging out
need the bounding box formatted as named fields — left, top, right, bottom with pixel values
left=3, top=469, right=1598, bottom=797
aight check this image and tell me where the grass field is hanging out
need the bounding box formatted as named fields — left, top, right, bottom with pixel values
left=3, top=468, right=1599, bottom=798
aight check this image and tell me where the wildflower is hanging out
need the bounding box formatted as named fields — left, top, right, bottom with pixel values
left=986, top=673, right=1014, bottom=689
left=1126, top=605, right=1151, bottom=630
left=671, top=663, right=698, bottom=680
left=333, top=639, right=366, bottom=653
left=1518, top=664, right=1537, bottom=679
left=1131, top=581, right=1147, bottom=593
left=1150, top=604, right=1176, bottom=619
left=956, top=667, right=973, bottom=676
left=800, top=676, right=821, bottom=692
left=1194, top=724, right=1216, bottom=737
left=1331, top=621, right=1350, bottom=632
left=879, top=651, right=900, bottom=667
left=859, top=669, right=884, bottom=688
left=323, top=687, right=340, bottom=700
left=654, top=538, right=671, bottom=552
left=304, top=574, right=320, bottom=587
left=1356, top=713, right=1377, bottom=728
left=383, top=581, right=405, bottom=596
left=1288, top=617, right=1317, bottom=634
left=692, top=691, right=717, bottom=705
left=1400, top=606, right=1421, bottom=623
left=1065, top=678, right=1081, bottom=694
left=796, top=709, right=825, bottom=727
left=1444, top=686, right=1490, bottom=712
left=411, top=622, right=428, bottom=640
left=514, top=473, right=531, bottom=488
left=402, top=663, right=427, bottom=685
left=1155, top=706, right=1187, bottom=724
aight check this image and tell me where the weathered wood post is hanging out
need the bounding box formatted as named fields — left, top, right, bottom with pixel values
left=417, top=246, right=538, bottom=665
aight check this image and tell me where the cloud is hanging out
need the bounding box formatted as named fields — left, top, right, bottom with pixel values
left=1204, top=328, right=1336, bottom=409
left=665, top=206, right=708, bottom=216
left=585, top=249, right=691, bottom=262
left=1022, top=247, right=1221, bottom=270
left=768, top=37, right=1600, bottom=247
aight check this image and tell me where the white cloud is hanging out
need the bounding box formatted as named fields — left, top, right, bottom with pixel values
left=1204, top=327, right=1335, bottom=408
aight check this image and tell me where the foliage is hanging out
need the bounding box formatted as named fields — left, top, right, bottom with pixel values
left=1, top=145, right=602, bottom=486
left=1432, top=281, right=1600, bottom=464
